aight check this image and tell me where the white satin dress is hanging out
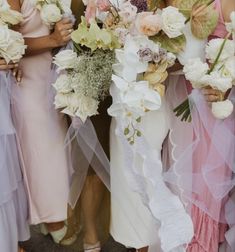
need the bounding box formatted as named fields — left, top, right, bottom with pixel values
left=110, top=99, right=169, bottom=249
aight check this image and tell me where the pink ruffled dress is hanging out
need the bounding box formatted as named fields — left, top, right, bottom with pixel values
left=163, top=1, right=235, bottom=251
left=187, top=1, right=232, bottom=251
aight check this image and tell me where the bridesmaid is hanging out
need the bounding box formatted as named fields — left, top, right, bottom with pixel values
left=201, top=1, right=235, bottom=251
left=7, top=0, right=75, bottom=244
left=0, top=59, right=30, bottom=252
left=164, top=0, right=235, bottom=251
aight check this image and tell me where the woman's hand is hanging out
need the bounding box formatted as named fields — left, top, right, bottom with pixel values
left=0, top=59, right=22, bottom=82
left=50, top=18, right=74, bottom=47
left=0, top=59, right=18, bottom=70
left=202, top=87, right=225, bottom=103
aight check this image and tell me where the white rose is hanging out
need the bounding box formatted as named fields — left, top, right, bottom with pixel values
left=161, top=6, right=186, bottom=38
left=0, top=25, right=11, bottom=51
left=53, top=50, right=78, bottom=71
left=75, top=95, right=99, bottom=122
left=54, top=93, right=71, bottom=109
left=52, top=74, right=73, bottom=93
left=223, top=56, right=235, bottom=81
left=211, top=99, right=234, bottom=120
left=40, top=4, right=62, bottom=26
left=0, top=9, right=23, bottom=25
left=183, top=58, right=209, bottom=88
left=201, top=71, right=232, bottom=92
left=0, top=29, right=26, bottom=63
left=206, top=38, right=235, bottom=63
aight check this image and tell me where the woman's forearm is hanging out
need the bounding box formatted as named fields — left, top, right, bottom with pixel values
left=24, top=35, right=60, bottom=56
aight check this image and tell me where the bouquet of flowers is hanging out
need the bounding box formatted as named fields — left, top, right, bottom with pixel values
left=99, top=1, right=183, bottom=143
left=0, top=0, right=26, bottom=64
left=175, top=12, right=235, bottom=121
left=52, top=17, right=120, bottom=122
left=108, top=34, right=175, bottom=144
left=32, top=0, right=73, bottom=28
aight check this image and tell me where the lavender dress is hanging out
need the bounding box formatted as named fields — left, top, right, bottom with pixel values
left=0, top=71, right=30, bottom=252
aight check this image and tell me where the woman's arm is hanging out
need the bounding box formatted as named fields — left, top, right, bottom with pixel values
left=7, top=0, right=73, bottom=56
left=221, top=0, right=235, bottom=22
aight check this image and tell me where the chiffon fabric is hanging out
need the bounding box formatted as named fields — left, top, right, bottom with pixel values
left=11, top=0, right=73, bottom=225
left=0, top=71, right=30, bottom=252
left=163, top=1, right=235, bottom=251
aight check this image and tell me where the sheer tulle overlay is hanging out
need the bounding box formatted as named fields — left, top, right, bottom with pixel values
left=0, top=71, right=30, bottom=252
left=163, top=75, right=235, bottom=251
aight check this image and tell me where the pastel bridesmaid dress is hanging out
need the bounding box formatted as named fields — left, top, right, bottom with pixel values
left=11, top=0, right=73, bottom=225
left=0, top=71, right=30, bottom=252
left=187, top=1, right=232, bottom=251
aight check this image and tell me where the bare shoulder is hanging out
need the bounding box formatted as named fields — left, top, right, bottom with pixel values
left=7, top=0, right=21, bottom=12
left=221, top=0, right=235, bottom=22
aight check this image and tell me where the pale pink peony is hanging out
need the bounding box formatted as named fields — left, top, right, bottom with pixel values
left=136, top=12, right=162, bottom=36
left=96, top=0, right=110, bottom=12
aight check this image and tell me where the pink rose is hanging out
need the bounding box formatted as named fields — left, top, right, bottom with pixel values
left=96, top=0, right=110, bottom=12
left=85, top=0, right=97, bottom=23
left=136, top=12, right=162, bottom=36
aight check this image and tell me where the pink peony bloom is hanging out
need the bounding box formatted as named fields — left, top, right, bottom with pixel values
left=136, top=12, right=162, bottom=37
left=96, top=0, right=111, bottom=12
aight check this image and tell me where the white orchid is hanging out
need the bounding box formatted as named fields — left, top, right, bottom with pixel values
left=108, top=74, right=161, bottom=122
left=113, top=35, right=161, bottom=81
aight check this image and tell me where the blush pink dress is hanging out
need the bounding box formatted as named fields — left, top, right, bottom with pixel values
left=163, top=1, right=235, bottom=251
left=11, top=0, right=72, bottom=225
left=187, top=1, right=231, bottom=251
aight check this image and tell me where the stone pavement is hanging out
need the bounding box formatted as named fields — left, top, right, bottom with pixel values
left=20, top=226, right=129, bottom=252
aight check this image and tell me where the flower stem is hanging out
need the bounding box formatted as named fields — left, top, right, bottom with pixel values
left=208, top=32, right=232, bottom=74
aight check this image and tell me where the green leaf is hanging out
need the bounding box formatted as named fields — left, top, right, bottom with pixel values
left=151, top=33, right=186, bottom=54
left=191, top=4, right=219, bottom=39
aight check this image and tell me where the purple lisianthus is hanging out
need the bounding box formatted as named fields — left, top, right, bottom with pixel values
left=138, top=48, right=153, bottom=62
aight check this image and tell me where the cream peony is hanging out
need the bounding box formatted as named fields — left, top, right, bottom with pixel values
left=206, top=38, right=235, bottom=63
left=52, top=74, right=73, bottom=93
left=211, top=99, right=234, bottom=120
left=183, top=58, right=209, bottom=88
left=40, top=4, right=62, bottom=26
left=136, top=12, right=162, bottom=37
left=75, top=95, right=99, bottom=122
left=53, top=50, right=78, bottom=71
left=161, top=6, right=186, bottom=38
